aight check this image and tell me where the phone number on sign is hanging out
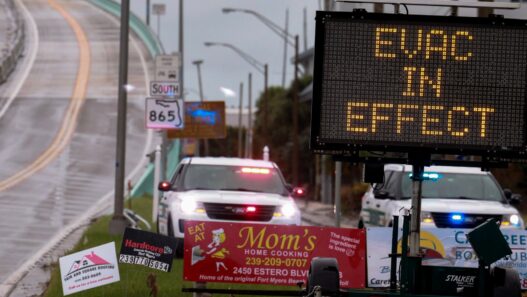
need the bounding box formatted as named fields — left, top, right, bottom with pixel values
left=245, top=257, right=307, bottom=268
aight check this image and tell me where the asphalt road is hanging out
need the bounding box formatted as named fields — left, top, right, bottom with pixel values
left=0, top=0, right=152, bottom=284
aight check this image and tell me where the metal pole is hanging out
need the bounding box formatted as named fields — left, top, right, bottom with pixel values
left=109, top=0, right=130, bottom=235
left=335, top=161, right=342, bottom=227
left=153, top=145, right=161, bottom=223
left=179, top=0, right=184, bottom=95
left=194, top=60, right=209, bottom=156
left=238, top=82, right=244, bottom=158
left=264, top=64, right=268, bottom=147
left=478, top=0, right=494, bottom=17
left=157, top=14, right=161, bottom=37
left=303, top=7, right=307, bottom=51
left=292, top=35, right=299, bottom=186
left=146, top=0, right=150, bottom=26
left=409, top=165, right=424, bottom=257
left=281, top=9, right=289, bottom=88
left=246, top=73, right=252, bottom=158
left=195, top=61, right=204, bottom=101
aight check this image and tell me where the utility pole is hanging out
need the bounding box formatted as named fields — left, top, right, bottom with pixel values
left=303, top=7, right=307, bottom=51
left=292, top=35, right=299, bottom=186
left=238, top=82, right=244, bottom=158
left=246, top=73, right=252, bottom=158
left=109, top=0, right=130, bottom=235
left=193, top=60, right=208, bottom=156
left=146, top=0, right=150, bottom=26
left=263, top=64, right=268, bottom=147
left=282, top=9, right=289, bottom=88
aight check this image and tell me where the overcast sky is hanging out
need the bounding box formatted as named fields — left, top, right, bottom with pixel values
left=128, top=1, right=527, bottom=108
left=129, top=0, right=320, bottom=108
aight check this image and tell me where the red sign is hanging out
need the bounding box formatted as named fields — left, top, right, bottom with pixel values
left=183, top=221, right=366, bottom=288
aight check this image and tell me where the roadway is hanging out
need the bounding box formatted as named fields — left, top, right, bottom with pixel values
left=0, top=0, right=153, bottom=286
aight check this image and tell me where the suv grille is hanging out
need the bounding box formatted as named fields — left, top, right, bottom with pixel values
left=431, top=213, right=502, bottom=228
left=203, top=203, right=275, bottom=221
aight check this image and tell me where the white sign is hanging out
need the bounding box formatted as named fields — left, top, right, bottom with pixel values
left=152, top=3, right=166, bottom=15
left=150, top=81, right=180, bottom=97
left=155, top=54, right=180, bottom=82
left=146, top=98, right=184, bottom=129
left=59, top=242, right=120, bottom=295
left=366, top=228, right=527, bottom=289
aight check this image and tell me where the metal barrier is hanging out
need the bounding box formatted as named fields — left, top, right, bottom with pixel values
left=0, top=0, right=25, bottom=84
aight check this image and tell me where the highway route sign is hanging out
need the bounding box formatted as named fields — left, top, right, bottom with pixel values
left=150, top=81, right=180, bottom=97
left=145, top=98, right=184, bottom=129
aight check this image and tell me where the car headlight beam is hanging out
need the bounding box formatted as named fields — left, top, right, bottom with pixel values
left=281, top=203, right=297, bottom=218
left=180, top=199, right=198, bottom=214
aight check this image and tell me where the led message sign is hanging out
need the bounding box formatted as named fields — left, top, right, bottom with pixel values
left=167, top=101, right=226, bottom=139
left=311, top=12, right=527, bottom=157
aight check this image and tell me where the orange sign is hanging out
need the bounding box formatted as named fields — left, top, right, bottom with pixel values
left=167, top=101, right=226, bottom=139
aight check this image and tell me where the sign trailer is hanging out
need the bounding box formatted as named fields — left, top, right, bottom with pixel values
left=306, top=9, right=527, bottom=297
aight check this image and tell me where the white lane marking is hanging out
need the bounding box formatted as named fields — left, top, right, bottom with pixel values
left=0, top=0, right=39, bottom=119
left=0, top=1, right=155, bottom=295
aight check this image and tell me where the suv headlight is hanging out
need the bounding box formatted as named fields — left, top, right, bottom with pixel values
left=275, top=202, right=297, bottom=218
left=178, top=199, right=205, bottom=214
left=502, top=214, right=522, bottom=227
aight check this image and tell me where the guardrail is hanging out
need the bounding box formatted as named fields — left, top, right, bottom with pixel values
left=88, top=0, right=164, bottom=57
left=0, top=0, right=25, bottom=84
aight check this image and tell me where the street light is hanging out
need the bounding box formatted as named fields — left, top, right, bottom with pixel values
left=221, top=8, right=304, bottom=83
left=221, top=8, right=301, bottom=186
left=204, top=42, right=269, bottom=151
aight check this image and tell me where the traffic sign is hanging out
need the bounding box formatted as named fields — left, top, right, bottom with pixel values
left=145, top=98, right=184, bottom=129
left=167, top=101, right=226, bottom=139
left=310, top=11, right=527, bottom=158
left=152, top=4, right=166, bottom=16
left=150, top=81, right=180, bottom=97
left=155, top=54, right=180, bottom=82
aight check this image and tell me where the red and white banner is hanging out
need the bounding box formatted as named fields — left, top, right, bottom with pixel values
left=183, top=221, right=366, bottom=288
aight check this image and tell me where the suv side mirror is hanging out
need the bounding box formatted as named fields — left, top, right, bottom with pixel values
left=504, top=188, right=512, bottom=200
left=292, top=187, right=307, bottom=199
left=158, top=181, right=173, bottom=192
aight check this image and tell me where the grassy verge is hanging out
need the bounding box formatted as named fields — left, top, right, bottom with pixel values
left=43, top=197, right=295, bottom=297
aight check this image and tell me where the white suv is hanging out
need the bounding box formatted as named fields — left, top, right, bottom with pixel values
left=360, top=164, right=524, bottom=229
left=157, top=157, right=302, bottom=256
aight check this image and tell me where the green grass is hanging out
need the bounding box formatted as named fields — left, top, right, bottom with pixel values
left=43, top=197, right=296, bottom=297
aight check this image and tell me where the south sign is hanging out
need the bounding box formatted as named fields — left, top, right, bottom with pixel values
left=310, top=12, right=527, bottom=157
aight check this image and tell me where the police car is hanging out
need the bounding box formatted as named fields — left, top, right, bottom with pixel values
left=360, top=164, right=524, bottom=229
left=157, top=157, right=303, bottom=256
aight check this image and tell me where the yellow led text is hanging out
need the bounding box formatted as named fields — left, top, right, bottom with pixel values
left=347, top=102, right=494, bottom=138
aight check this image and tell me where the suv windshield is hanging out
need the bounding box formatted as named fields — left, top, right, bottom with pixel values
left=182, top=164, right=287, bottom=195
left=401, top=172, right=503, bottom=201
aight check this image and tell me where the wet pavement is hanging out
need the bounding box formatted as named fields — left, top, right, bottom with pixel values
left=0, top=0, right=153, bottom=294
